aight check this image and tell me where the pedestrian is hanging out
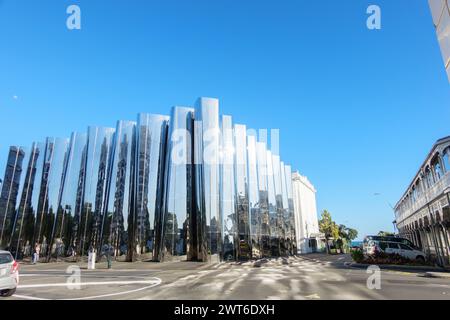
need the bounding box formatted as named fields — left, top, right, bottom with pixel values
left=104, top=243, right=113, bottom=269
left=71, top=245, right=77, bottom=262
left=33, top=243, right=41, bottom=264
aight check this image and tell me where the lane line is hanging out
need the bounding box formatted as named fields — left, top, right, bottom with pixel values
left=18, top=278, right=161, bottom=288
left=12, top=294, right=47, bottom=300
left=13, top=277, right=162, bottom=300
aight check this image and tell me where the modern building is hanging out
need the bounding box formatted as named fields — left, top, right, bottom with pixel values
left=292, top=172, right=324, bottom=254
left=394, top=136, right=450, bottom=266
left=429, top=0, right=450, bottom=81
left=0, top=97, right=319, bottom=263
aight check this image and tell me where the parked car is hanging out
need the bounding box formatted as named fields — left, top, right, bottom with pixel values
left=0, top=250, right=19, bottom=297
left=363, top=240, right=426, bottom=262
left=363, top=235, right=421, bottom=250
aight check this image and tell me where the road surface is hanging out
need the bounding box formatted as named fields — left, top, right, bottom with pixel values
left=5, top=254, right=450, bottom=300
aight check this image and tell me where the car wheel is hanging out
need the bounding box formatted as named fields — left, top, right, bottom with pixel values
left=416, top=256, right=425, bottom=262
left=0, top=288, right=16, bottom=297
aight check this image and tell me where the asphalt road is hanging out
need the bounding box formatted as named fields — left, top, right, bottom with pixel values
left=4, top=254, right=450, bottom=300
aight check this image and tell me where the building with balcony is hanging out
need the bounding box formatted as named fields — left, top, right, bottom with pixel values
left=0, top=97, right=317, bottom=263
left=394, top=136, right=450, bottom=266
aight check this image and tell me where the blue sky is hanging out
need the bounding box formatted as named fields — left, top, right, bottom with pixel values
left=0, top=0, right=449, bottom=240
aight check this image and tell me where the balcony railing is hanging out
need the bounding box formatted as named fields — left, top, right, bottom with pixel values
left=397, top=172, right=450, bottom=225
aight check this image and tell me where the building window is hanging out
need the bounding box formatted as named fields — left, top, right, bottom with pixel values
left=443, top=147, right=450, bottom=173
left=425, top=167, right=434, bottom=188
left=433, top=160, right=443, bottom=181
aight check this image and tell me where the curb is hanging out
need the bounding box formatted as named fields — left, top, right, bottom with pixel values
left=348, top=262, right=445, bottom=273
left=424, top=272, right=450, bottom=279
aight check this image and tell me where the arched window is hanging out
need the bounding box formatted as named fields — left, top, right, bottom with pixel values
left=412, top=186, right=417, bottom=202
left=442, top=147, right=450, bottom=173
left=415, top=179, right=422, bottom=198
left=431, top=155, right=443, bottom=181
left=425, top=166, right=434, bottom=188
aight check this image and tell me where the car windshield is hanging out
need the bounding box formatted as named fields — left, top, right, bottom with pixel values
left=0, top=253, right=13, bottom=264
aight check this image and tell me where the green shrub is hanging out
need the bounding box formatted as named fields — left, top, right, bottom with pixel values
left=351, top=248, right=364, bottom=263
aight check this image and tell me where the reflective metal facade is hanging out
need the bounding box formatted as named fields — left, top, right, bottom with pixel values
left=247, top=135, right=260, bottom=259
left=35, top=138, right=70, bottom=258
left=82, top=127, right=115, bottom=257
left=0, top=147, right=27, bottom=250
left=51, top=133, right=87, bottom=259
left=162, top=107, right=195, bottom=261
left=195, top=98, right=221, bottom=262
left=0, top=97, right=305, bottom=263
left=220, top=115, right=237, bottom=261
left=104, top=121, right=136, bottom=261
left=136, top=114, right=169, bottom=261
left=256, top=142, right=271, bottom=257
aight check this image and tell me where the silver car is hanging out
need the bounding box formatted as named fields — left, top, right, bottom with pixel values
left=0, top=250, right=19, bottom=297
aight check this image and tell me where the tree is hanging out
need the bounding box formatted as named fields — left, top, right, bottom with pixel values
left=338, top=225, right=359, bottom=252
left=346, top=227, right=358, bottom=241
left=319, top=210, right=339, bottom=253
left=319, top=210, right=359, bottom=254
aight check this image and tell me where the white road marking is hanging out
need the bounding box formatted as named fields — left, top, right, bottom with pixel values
left=12, top=294, right=47, bottom=300
left=13, top=277, right=162, bottom=300
left=18, top=278, right=161, bottom=289
left=305, top=293, right=321, bottom=299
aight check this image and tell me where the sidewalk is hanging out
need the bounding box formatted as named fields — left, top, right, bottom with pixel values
left=424, top=271, right=450, bottom=279
left=298, top=253, right=450, bottom=274
left=348, top=262, right=446, bottom=273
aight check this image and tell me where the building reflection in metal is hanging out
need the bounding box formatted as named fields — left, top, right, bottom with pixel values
left=82, top=127, right=115, bottom=257
left=272, top=155, right=285, bottom=255
left=195, top=98, right=221, bottom=262
left=103, top=121, right=136, bottom=261
left=280, top=160, right=290, bottom=255
left=220, top=115, right=237, bottom=261
left=256, top=142, right=271, bottom=257
left=266, top=151, right=279, bottom=256
left=0, top=147, right=27, bottom=252
left=233, top=124, right=250, bottom=260
left=50, top=133, right=87, bottom=259
left=136, top=114, right=169, bottom=261
left=162, top=107, right=195, bottom=261
left=284, top=164, right=296, bottom=255
left=9, top=144, right=40, bottom=259
left=247, top=135, right=260, bottom=259
left=32, top=138, right=69, bottom=258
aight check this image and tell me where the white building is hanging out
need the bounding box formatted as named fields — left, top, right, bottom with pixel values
left=428, top=0, right=450, bottom=82
left=394, top=136, right=450, bottom=266
left=292, top=172, right=324, bottom=254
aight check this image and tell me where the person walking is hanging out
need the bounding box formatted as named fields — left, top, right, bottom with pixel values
left=33, top=243, right=41, bottom=264
left=103, top=243, right=113, bottom=269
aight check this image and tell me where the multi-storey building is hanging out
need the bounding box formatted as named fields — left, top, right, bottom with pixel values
left=292, top=172, right=324, bottom=254
left=394, top=136, right=450, bottom=266
left=429, top=0, right=450, bottom=81
left=0, top=97, right=320, bottom=263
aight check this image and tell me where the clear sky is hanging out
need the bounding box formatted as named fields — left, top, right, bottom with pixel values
left=0, top=0, right=449, bottom=240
